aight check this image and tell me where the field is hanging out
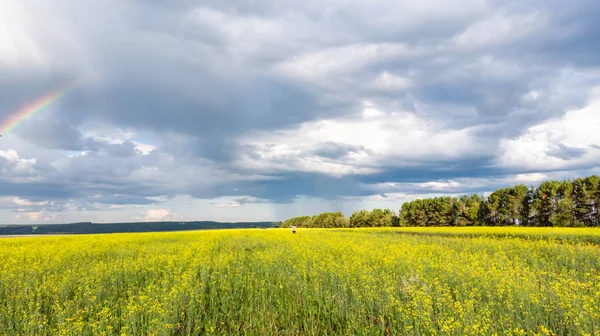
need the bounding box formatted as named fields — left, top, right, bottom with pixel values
left=1, top=228, right=599, bottom=335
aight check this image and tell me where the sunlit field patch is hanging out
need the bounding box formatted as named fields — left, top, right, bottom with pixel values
left=1, top=228, right=599, bottom=335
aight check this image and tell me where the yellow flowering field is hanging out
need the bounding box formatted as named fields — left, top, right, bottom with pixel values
left=347, top=226, right=600, bottom=245
left=1, top=228, right=599, bottom=335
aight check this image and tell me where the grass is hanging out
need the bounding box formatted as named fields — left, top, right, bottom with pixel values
left=338, top=226, right=600, bottom=245
left=0, top=228, right=599, bottom=335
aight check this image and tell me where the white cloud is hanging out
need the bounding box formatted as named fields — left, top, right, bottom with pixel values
left=453, top=12, right=546, bottom=49
left=144, top=209, right=172, bottom=221
left=0, top=197, right=48, bottom=207
left=418, top=180, right=464, bottom=190
left=83, top=129, right=157, bottom=156
left=0, top=1, right=49, bottom=68
left=272, top=43, right=418, bottom=83
left=364, top=173, right=554, bottom=195
left=373, top=72, right=412, bottom=91
left=181, top=7, right=284, bottom=56
left=364, top=181, right=469, bottom=194
left=497, top=88, right=600, bottom=170
left=132, top=142, right=157, bottom=155
left=146, top=195, right=170, bottom=202
left=236, top=142, right=379, bottom=177
left=0, top=149, right=38, bottom=178
left=339, top=191, right=469, bottom=214
left=512, top=173, right=549, bottom=184
left=215, top=202, right=241, bottom=208
left=0, top=0, right=90, bottom=73
left=0, top=149, right=20, bottom=161
left=238, top=103, right=485, bottom=176
left=523, top=90, right=541, bottom=102
left=27, top=212, right=41, bottom=221
left=209, top=195, right=269, bottom=208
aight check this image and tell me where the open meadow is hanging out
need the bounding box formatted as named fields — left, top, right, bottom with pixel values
left=1, top=228, right=599, bottom=335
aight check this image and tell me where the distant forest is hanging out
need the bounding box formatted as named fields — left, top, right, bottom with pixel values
left=0, top=221, right=278, bottom=236
left=280, top=175, right=600, bottom=228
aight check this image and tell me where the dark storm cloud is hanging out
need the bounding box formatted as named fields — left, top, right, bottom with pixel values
left=2, top=0, right=600, bottom=213
left=360, top=157, right=502, bottom=184
left=0, top=181, right=73, bottom=199
left=548, top=144, right=587, bottom=160
left=17, top=120, right=86, bottom=151
left=92, top=195, right=156, bottom=205
left=520, top=0, right=600, bottom=67
left=247, top=158, right=501, bottom=202
left=230, top=173, right=371, bottom=203
left=83, top=77, right=327, bottom=141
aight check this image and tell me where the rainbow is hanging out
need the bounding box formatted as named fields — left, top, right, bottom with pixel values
left=0, top=82, right=76, bottom=136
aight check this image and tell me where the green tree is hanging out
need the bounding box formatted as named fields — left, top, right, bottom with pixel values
left=334, top=216, right=350, bottom=228
left=505, top=185, right=528, bottom=225
left=370, top=209, right=384, bottom=227
left=379, top=209, right=395, bottom=227
left=573, top=176, right=599, bottom=227
left=481, top=192, right=502, bottom=226
left=311, top=212, right=346, bottom=228
left=520, top=186, right=536, bottom=226
left=349, top=210, right=370, bottom=227
left=281, top=216, right=313, bottom=228
left=391, top=213, right=401, bottom=227
left=400, top=201, right=424, bottom=227
left=550, top=180, right=574, bottom=227
left=533, top=181, right=560, bottom=227
left=457, top=194, right=483, bottom=226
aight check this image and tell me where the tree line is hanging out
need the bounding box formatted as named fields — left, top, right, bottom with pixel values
left=280, top=175, right=600, bottom=228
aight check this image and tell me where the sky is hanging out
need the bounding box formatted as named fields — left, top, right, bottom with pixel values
left=1, top=0, right=600, bottom=224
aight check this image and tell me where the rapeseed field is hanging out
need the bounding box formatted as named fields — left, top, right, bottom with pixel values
left=0, top=228, right=599, bottom=335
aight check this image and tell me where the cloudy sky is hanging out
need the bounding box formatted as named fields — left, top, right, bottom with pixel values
left=1, top=0, right=600, bottom=224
